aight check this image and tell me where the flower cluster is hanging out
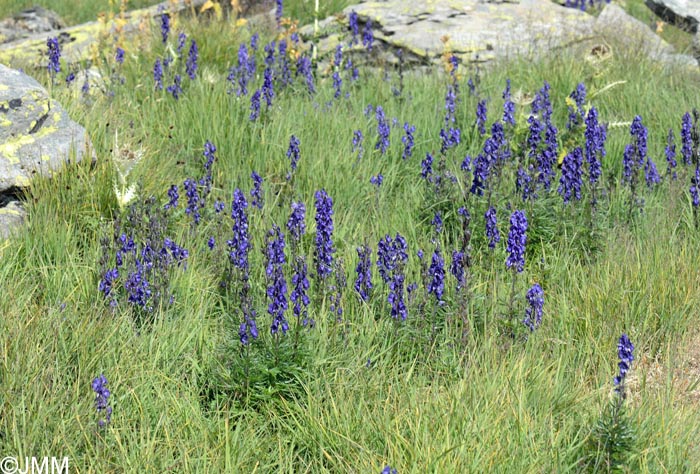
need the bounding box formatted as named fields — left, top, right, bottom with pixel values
left=250, top=171, right=264, bottom=209
left=523, top=283, right=544, bottom=331
left=228, top=189, right=250, bottom=276
left=92, top=374, right=112, bottom=428
left=375, top=106, right=391, bottom=155
left=485, top=206, right=500, bottom=250
left=558, top=147, right=584, bottom=203
left=354, top=244, right=373, bottom=301
left=314, top=189, right=335, bottom=281
left=378, top=233, right=409, bottom=320
left=47, top=37, right=61, bottom=76
left=286, top=135, right=301, bottom=177
left=427, top=248, right=446, bottom=305
left=614, top=333, right=634, bottom=393
left=265, top=225, right=289, bottom=335
left=505, top=210, right=528, bottom=273
left=402, top=122, right=416, bottom=159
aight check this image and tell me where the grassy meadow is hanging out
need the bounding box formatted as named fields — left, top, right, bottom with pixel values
left=1, top=0, right=700, bottom=472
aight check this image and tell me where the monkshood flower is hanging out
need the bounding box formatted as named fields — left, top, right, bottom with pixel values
left=381, top=466, right=398, bottom=474
left=450, top=250, right=466, bottom=290
left=476, top=99, right=487, bottom=135
left=631, top=115, right=648, bottom=162
left=291, top=256, right=310, bottom=323
left=333, top=71, right=342, bottom=99
left=584, top=107, right=604, bottom=185
left=558, top=147, right=584, bottom=203
left=505, top=210, right=528, bottom=273
left=467, top=77, right=476, bottom=95
left=207, top=236, right=215, bottom=250
left=691, top=166, right=700, bottom=207
left=352, top=129, right=364, bottom=160
left=262, top=68, right=274, bottom=107
left=567, top=82, right=586, bottom=129
left=92, top=374, right=112, bottom=428
left=228, top=44, right=251, bottom=96
left=432, top=212, right=443, bottom=234
left=440, top=127, right=461, bottom=154
left=265, top=225, right=288, bottom=335
left=166, top=74, right=182, bottom=100
left=287, top=201, right=306, bottom=245
left=517, top=165, right=535, bottom=202
left=162, top=237, right=189, bottom=267
left=527, top=115, right=542, bottom=159
left=329, top=260, right=347, bottom=319
left=445, top=85, right=457, bottom=124
left=186, top=39, right=198, bottom=80
left=264, top=41, right=276, bottom=67
left=276, top=0, right=283, bottom=26
left=666, top=128, right=677, bottom=179
left=421, top=153, right=433, bottom=180
left=250, top=89, right=261, bottom=121
left=250, top=171, right=264, bottom=209
left=532, top=81, right=552, bottom=123
left=502, top=79, right=515, bottom=126
left=363, top=19, right=374, bottom=51
left=177, top=32, right=187, bottom=57
left=523, top=283, right=544, bottom=331
left=203, top=140, right=216, bottom=189
left=375, top=106, right=390, bottom=154
left=376, top=233, right=408, bottom=284
left=354, top=244, right=373, bottom=301
left=614, top=333, right=634, bottom=391
left=160, top=13, right=170, bottom=43
left=296, top=56, right=315, bottom=94
left=401, top=122, right=415, bottom=159
left=228, top=189, right=250, bottom=275
left=539, top=121, right=558, bottom=190
left=470, top=153, right=489, bottom=195
left=370, top=174, right=383, bottom=187
left=125, top=261, right=152, bottom=309
left=485, top=206, right=499, bottom=250
left=65, top=72, right=75, bottom=85
left=239, top=308, right=258, bottom=345
left=334, top=43, right=343, bottom=67
left=99, top=268, right=119, bottom=301
left=645, top=157, right=661, bottom=188
left=153, top=58, right=163, bottom=90
left=388, top=270, right=407, bottom=320
left=214, top=200, right=225, bottom=213
left=276, top=41, right=293, bottom=87
left=681, top=112, right=693, bottom=165
left=115, top=47, right=125, bottom=64
left=428, top=248, right=446, bottom=305
left=349, top=10, right=359, bottom=45
left=287, top=135, right=301, bottom=176
left=314, top=189, right=335, bottom=281
left=164, top=184, right=179, bottom=209
left=183, top=178, right=201, bottom=224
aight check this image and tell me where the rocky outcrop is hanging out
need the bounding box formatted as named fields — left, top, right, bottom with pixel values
left=595, top=4, right=697, bottom=67
left=300, top=0, right=697, bottom=71
left=302, top=0, right=597, bottom=69
left=0, top=0, right=208, bottom=69
left=0, top=6, right=66, bottom=44
left=645, top=0, right=699, bottom=33
left=0, top=64, right=92, bottom=237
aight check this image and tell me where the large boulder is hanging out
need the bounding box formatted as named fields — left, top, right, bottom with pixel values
left=301, top=0, right=598, bottom=70
left=594, top=3, right=697, bottom=67
left=300, top=0, right=697, bottom=71
left=0, top=6, right=66, bottom=44
left=0, top=64, right=92, bottom=237
left=645, top=0, right=699, bottom=33
left=0, top=0, right=208, bottom=69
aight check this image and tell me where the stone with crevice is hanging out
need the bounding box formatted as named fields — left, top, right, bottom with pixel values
left=0, top=64, right=92, bottom=238
left=300, top=0, right=697, bottom=71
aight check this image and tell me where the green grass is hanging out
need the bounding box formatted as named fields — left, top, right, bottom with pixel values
left=0, top=0, right=162, bottom=26
left=1, top=3, right=700, bottom=473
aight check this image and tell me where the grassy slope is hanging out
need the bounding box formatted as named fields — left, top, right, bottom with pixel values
left=1, top=2, right=700, bottom=473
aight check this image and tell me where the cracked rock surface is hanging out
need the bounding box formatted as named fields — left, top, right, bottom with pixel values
left=0, top=64, right=91, bottom=237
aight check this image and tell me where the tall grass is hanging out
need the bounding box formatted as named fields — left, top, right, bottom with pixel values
left=0, top=3, right=699, bottom=472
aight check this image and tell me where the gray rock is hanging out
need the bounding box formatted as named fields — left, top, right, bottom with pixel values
left=0, top=201, right=25, bottom=239
left=645, top=0, right=700, bottom=33
left=301, top=0, right=598, bottom=69
left=0, top=64, right=91, bottom=237
left=0, top=6, right=66, bottom=44
left=0, top=0, right=208, bottom=69
left=594, top=4, right=698, bottom=67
